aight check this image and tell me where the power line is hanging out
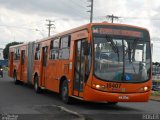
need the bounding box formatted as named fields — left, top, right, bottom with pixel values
left=121, top=17, right=160, bottom=20
left=80, top=0, right=88, bottom=4
left=94, top=15, right=160, bottom=22
left=0, top=24, right=37, bottom=30
left=68, top=0, right=88, bottom=18
left=70, top=0, right=87, bottom=10
left=58, top=0, right=88, bottom=19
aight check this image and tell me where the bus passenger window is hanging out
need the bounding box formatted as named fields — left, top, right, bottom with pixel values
left=35, top=43, right=41, bottom=60
left=14, top=48, right=20, bottom=60
left=59, top=36, right=70, bottom=60
left=50, top=38, right=59, bottom=60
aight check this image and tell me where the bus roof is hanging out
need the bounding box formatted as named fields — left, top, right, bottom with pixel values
left=10, top=22, right=149, bottom=47
left=35, top=22, right=149, bottom=43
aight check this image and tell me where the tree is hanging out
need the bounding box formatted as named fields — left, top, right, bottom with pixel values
left=3, top=42, right=23, bottom=59
left=155, top=62, right=159, bottom=66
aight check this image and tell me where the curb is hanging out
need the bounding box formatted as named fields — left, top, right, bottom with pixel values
left=150, top=98, right=160, bottom=102
left=150, top=96, right=160, bottom=102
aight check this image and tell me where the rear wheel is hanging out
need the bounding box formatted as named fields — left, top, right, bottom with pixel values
left=34, top=76, right=41, bottom=93
left=61, top=80, right=72, bottom=104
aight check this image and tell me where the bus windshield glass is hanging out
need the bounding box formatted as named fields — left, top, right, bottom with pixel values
left=93, top=26, right=151, bottom=83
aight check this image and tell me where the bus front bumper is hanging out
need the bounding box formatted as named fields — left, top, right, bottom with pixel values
left=84, top=85, right=150, bottom=102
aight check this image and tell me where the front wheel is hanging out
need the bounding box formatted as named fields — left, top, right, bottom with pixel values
left=34, top=76, right=41, bottom=93
left=61, top=80, right=72, bottom=104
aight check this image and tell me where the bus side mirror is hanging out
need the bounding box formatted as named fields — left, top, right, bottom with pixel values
left=82, top=41, right=90, bottom=56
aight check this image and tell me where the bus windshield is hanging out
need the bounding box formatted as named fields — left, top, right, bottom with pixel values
left=93, top=36, right=151, bottom=83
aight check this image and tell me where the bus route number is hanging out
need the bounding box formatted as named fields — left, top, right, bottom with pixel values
left=106, top=83, right=121, bottom=89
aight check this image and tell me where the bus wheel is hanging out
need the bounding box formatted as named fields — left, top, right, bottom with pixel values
left=13, top=72, right=19, bottom=84
left=61, top=80, right=71, bottom=104
left=34, top=76, right=41, bottom=93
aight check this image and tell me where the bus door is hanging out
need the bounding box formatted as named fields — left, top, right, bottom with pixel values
left=73, top=39, right=86, bottom=97
left=41, top=46, right=48, bottom=87
left=20, top=50, right=25, bottom=80
left=9, top=52, right=14, bottom=77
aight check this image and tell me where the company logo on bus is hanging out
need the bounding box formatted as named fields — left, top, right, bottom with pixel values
left=93, top=28, right=143, bottom=38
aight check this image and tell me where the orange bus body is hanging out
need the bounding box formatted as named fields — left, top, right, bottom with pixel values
left=8, top=22, right=152, bottom=103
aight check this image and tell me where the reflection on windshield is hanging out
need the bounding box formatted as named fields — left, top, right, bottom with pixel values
left=94, top=36, right=151, bottom=82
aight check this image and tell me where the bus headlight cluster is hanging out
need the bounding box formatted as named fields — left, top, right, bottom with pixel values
left=144, top=87, right=149, bottom=91
left=92, top=84, right=106, bottom=91
left=140, top=86, right=149, bottom=92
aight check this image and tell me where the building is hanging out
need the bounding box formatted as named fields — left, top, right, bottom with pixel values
left=0, top=48, right=4, bottom=60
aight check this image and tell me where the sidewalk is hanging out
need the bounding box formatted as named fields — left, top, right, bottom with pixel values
left=150, top=95, right=160, bottom=101
left=150, top=91, right=160, bottom=102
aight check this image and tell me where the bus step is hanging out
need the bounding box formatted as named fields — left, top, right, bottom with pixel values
left=71, top=96, right=83, bottom=100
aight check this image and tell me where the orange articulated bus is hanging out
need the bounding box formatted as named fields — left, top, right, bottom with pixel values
left=8, top=22, right=152, bottom=104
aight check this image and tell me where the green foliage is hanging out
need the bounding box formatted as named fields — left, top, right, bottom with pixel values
left=151, top=91, right=160, bottom=96
left=3, top=42, right=23, bottom=59
left=152, top=62, right=160, bottom=66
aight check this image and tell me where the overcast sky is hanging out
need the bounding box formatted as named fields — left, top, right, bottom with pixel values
left=0, top=0, right=160, bottom=62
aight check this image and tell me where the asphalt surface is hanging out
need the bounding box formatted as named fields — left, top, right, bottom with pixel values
left=0, top=71, right=160, bottom=120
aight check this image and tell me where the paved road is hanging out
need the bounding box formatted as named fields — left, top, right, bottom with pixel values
left=0, top=71, right=160, bottom=120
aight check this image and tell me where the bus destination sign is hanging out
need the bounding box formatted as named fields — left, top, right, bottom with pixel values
left=93, top=28, right=143, bottom=38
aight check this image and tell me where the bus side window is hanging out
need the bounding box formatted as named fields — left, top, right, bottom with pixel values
left=59, top=36, right=71, bottom=60
left=14, top=48, right=20, bottom=60
left=35, top=43, right=41, bottom=60
left=50, top=38, right=59, bottom=60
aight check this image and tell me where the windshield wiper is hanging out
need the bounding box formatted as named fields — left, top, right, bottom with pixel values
left=106, top=35, right=120, bottom=61
left=131, top=39, right=138, bottom=61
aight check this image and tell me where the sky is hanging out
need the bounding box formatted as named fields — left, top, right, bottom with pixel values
left=0, top=0, right=160, bottom=62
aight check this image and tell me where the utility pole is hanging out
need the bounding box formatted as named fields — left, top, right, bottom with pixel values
left=46, top=19, right=55, bottom=37
left=87, top=0, right=94, bottom=23
left=106, top=14, right=120, bottom=23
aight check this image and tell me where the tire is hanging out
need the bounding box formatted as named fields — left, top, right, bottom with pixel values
left=34, top=76, right=41, bottom=93
left=61, top=80, right=72, bottom=104
left=13, top=72, right=19, bottom=84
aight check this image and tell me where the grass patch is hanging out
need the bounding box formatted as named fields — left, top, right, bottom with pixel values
left=151, top=91, right=160, bottom=96
left=3, top=67, right=8, bottom=71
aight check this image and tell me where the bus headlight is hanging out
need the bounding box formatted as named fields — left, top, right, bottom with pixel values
left=143, top=87, right=148, bottom=91
left=140, top=86, right=149, bottom=92
left=92, top=84, right=106, bottom=91
left=96, top=84, right=100, bottom=89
